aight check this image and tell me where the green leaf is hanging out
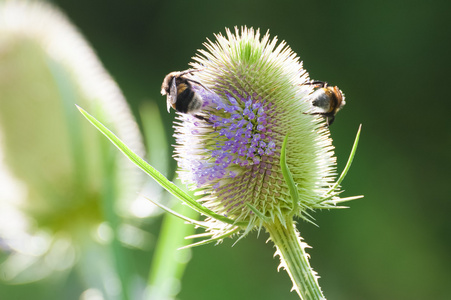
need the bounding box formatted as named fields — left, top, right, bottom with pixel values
left=146, top=198, right=198, bottom=299
left=280, top=134, right=301, bottom=215
left=179, top=226, right=241, bottom=249
left=246, top=203, right=270, bottom=222
left=144, top=195, right=211, bottom=229
left=77, top=105, right=245, bottom=226
left=327, top=124, right=362, bottom=195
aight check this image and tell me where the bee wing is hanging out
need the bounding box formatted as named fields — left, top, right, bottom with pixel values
left=167, top=77, right=178, bottom=112
left=166, top=95, right=173, bottom=112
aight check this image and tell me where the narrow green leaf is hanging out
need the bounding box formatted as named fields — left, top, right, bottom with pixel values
left=77, top=105, right=244, bottom=226
left=146, top=199, right=198, bottom=300
left=323, top=195, right=364, bottom=207
left=178, top=227, right=241, bottom=250
left=140, top=105, right=193, bottom=300
left=280, top=134, right=300, bottom=215
left=327, top=124, right=362, bottom=195
left=139, top=101, right=169, bottom=176
left=144, top=196, right=212, bottom=229
left=246, top=203, right=270, bottom=222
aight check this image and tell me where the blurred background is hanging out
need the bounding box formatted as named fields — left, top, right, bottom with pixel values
left=1, top=0, right=450, bottom=299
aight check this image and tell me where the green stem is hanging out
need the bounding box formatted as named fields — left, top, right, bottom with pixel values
left=264, top=218, right=325, bottom=300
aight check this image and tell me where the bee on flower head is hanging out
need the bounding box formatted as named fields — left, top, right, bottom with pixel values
left=161, top=69, right=210, bottom=122
left=305, top=81, right=346, bottom=126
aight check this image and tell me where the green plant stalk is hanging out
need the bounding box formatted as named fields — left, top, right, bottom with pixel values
left=140, top=102, right=196, bottom=299
left=100, top=139, right=131, bottom=300
left=147, top=200, right=198, bottom=299
left=50, top=59, right=131, bottom=300
left=264, top=218, right=325, bottom=300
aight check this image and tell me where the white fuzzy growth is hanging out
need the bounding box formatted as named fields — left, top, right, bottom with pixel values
left=0, top=1, right=142, bottom=156
left=0, top=0, right=145, bottom=282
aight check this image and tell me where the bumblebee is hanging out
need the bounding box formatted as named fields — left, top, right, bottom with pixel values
left=161, top=69, right=209, bottom=121
left=305, top=81, right=345, bottom=126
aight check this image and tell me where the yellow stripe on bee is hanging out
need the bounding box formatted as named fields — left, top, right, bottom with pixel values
left=177, top=83, right=188, bottom=94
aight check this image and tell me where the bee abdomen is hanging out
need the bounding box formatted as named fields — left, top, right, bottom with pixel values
left=175, top=88, right=203, bottom=113
left=311, top=89, right=333, bottom=113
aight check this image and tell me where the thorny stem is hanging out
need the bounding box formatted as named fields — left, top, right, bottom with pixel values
left=264, top=217, right=325, bottom=300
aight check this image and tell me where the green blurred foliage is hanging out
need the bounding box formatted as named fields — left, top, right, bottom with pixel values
left=2, top=0, right=451, bottom=299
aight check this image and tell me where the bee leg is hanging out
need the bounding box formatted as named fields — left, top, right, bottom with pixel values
left=178, top=67, right=206, bottom=75
left=304, top=81, right=328, bottom=88
left=186, top=78, right=211, bottom=92
left=303, top=111, right=334, bottom=127
left=325, top=116, right=335, bottom=127
left=178, top=69, right=199, bottom=76
left=194, top=114, right=213, bottom=124
left=180, top=68, right=212, bottom=91
left=194, top=114, right=217, bottom=131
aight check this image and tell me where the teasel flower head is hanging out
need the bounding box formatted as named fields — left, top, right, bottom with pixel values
left=173, top=27, right=357, bottom=237
left=77, top=26, right=361, bottom=299
left=160, top=27, right=362, bottom=299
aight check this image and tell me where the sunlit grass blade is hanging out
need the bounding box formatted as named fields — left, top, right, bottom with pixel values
left=146, top=200, right=198, bottom=300
left=324, top=195, right=365, bottom=207
left=246, top=203, right=270, bottom=222
left=280, top=134, right=301, bottom=215
left=179, top=227, right=241, bottom=250
left=327, top=124, right=362, bottom=195
left=139, top=101, right=169, bottom=176
left=77, top=105, right=244, bottom=226
left=144, top=195, right=212, bottom=229
left=140, top=103, right=194, bottom=300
